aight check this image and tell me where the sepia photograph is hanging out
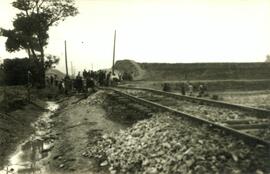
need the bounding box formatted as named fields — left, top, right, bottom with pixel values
left=0, top=0, right=270, bottom=173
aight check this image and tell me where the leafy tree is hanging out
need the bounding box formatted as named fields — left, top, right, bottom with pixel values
left=45, top=54, right=60, bottom=69
left=3, top=58, right=29, bottom=86
left=0, top=0, right=78, bottom=87
left=2, top=55, right=59, bottom=87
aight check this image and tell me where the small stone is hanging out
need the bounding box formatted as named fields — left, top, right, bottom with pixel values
left=256, top=170, right=264, bottom=174
left=82, top=152, right=88, bottom=157
left=59, top=164, right=65, bottom=168
left=110, top=170, right=117, bottom=174
left=100, top=160, right=108, bottom=166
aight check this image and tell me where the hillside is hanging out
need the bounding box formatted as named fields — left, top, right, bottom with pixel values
left=114, top=60, right=146, bottom=80
left=46, top=68, right=65, bottom=80
left=114, top=60, right=270, bottom=81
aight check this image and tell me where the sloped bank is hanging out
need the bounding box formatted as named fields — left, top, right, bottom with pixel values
left=0, top=99, right=47, bottom=169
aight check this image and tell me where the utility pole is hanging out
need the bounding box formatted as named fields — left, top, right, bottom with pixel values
left=70, top=61, right=74, bottom=78
left=65, top=40, right=69, bottom=77
left=112, top=30, right=116, bottom=75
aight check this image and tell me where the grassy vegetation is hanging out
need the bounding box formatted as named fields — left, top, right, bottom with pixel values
left=0, top=86, right=60, bottom=111
left=212, top=90, right=270, bottom=110
left=115, top=60, right=270, bottom=81
left=121, top=79, right=270, bottom=92
left=139, top=62, right=270, bottom=81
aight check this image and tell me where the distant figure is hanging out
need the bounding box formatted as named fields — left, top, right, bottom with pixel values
left=58, top=80, right=63, bottom=92
left=50, top=76, right=54, bottom=86
left=203, top=83, right=208, bottom=96
left=54, top=75, right=58, bottom=86
left=27, top=70, right=33, bottom=87
left=188, top=84, right=193, bottom=96
left=62, top=80, right=65, bottom=89
left=86, top=77, right=95, bottom=92
left=46, top=77, right=50, bottom=86
left=181, top=84, right=186, bottom=95
left=106, top=72, right=112, bottom=86
left=64, top=76, right=71, bottom=95
left=198, top=84, right=204, bottom=97
left=75, top=72, right=83, bottom=92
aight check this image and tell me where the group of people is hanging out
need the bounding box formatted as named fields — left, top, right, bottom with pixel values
left=181, top=83, right=208, bottom=97
left=46, top=69, right=121, bottom=95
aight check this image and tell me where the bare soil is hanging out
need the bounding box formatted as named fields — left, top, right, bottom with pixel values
left=46, top=91, right=129, bottom=174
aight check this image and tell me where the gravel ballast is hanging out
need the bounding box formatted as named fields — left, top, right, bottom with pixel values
left=85, top=112, right=270, bottom=174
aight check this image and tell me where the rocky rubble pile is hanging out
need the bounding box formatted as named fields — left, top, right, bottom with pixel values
left=85, top=113, right=269, bottom=174
left=79, top=91, right=108, bottom=105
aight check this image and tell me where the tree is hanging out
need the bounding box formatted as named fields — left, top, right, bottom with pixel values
left=0, top=0, right=78, bottom=87
left=44, top=54, right=60, bottom=69
left=3, top=58, right=29, bottom=86
left=0, top=62, right=4, bottom=86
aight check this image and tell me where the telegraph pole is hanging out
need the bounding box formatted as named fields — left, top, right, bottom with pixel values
left=112, top=30, right=116, bottom=75
left=65, top=40, right=69, bottom=77
left=70, top=61, right=74, bottom=78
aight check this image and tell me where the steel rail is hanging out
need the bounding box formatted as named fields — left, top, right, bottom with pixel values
left=116, top=86, right=270, bottom=118
left=107, top=88, right=270, bottom=148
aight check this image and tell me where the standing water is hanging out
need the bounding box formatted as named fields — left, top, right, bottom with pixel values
left=0, top=101, right=59, bottom=174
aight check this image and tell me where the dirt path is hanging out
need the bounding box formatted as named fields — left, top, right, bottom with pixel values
left=47, top=91, right=128, bottom=173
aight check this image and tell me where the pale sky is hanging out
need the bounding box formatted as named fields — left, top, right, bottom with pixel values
left=0, top=0, right=270, bottom=73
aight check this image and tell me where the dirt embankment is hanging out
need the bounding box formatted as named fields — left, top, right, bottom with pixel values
left=115, top=59, right=270, bottom=81
left=44, top=91, right=120, bottom=173
left=45, top=90, right=153, bottom=174
left=0, top=99, right=46, bottom=168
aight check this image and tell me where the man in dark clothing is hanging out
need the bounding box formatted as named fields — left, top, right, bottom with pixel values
left=181, top=84, right=186, bottom=95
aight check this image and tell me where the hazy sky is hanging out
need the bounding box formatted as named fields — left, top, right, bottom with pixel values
left=0, top=0, right=270, bottom=73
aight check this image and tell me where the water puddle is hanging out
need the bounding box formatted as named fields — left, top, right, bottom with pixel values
left=0, top=101, right=59, bottom=174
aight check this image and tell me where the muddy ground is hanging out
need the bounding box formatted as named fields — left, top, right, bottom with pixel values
left=0, top=99, right=46, bottom=168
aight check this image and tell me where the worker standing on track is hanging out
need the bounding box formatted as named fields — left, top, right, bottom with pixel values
left=181, top=84, right=186, bottom=95
left=198, top=84, right=204, bottom=97
left=188, top=83, right=193, bottom=96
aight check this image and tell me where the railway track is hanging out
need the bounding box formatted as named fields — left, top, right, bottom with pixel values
left=105, top=87, right=270, bottom=147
